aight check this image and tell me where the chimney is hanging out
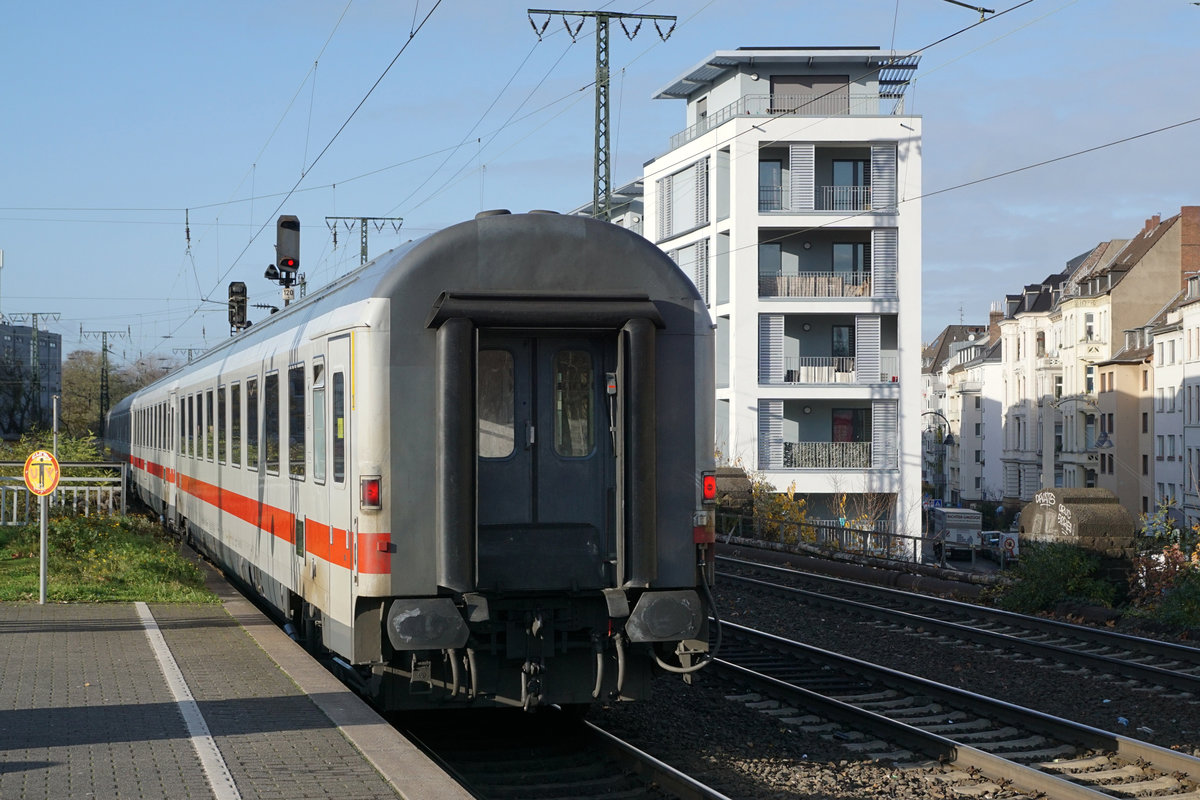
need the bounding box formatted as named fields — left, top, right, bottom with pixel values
left=988, top=309, right=1003, bottom=343
left=1145, top=213, right=1161, bottom=234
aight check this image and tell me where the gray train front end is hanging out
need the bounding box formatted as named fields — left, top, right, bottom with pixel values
left=362, top=211, right=716, bottom=710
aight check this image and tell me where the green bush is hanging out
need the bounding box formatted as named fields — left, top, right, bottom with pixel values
left=1153, top=569, right=1200, bottom=629
left=997, top=542, right=1117, bottom=614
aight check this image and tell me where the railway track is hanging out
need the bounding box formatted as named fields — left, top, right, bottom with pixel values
left=401, top=709, right=733, bottom=800
left=715, top=620, right=1200, bottom=798
left=718, top=555, right=1200, bottom=695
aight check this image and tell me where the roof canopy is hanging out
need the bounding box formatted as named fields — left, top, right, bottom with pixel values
left=653, top=47, right=920, bottom=100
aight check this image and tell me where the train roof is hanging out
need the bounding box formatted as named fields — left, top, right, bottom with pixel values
left=111, top=212, right=701, bottom=415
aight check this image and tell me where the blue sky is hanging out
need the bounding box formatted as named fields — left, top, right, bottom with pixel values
left=3, top=0, right=1198, bottom=367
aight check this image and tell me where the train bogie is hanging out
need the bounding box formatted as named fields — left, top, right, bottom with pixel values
left=109, top=211, right=715, bottom=710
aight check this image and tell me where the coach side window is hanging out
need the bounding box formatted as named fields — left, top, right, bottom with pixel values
left=205, top=389, right=214, bottom=461
left=247, top=377, right=259, bottom=471
left=265, top=372, right=280, bottom=474
left=333, top=372, right=345, bottom=483
left=312, top=363, right=326, bottom=484
left=288, top=365, right=305, bottom=479
left=179, top=399, right=185, bottom=455
left=231, top=383, right=241, bottom=468
left=187, top=395, right=195, bottom=459
left=217, top=386, right=227, bottom=464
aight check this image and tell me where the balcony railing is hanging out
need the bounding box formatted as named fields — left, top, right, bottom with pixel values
left=759, top=184, right=874, bottom=213
left=821, top=185, right=871, bottom=211
left=773, top=355, right=899, bottom=384
left=781, top=357, right=856, bottom=384
left=760, top=185, right=786, bottom=211
left=670, top=92, right=906, bottom=149
left=760, top=271, right=872, bottom=298
left=783, top=441, right=871, bottom=469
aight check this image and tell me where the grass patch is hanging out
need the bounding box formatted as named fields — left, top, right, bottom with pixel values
left=0, top=514, right=217, bottom=603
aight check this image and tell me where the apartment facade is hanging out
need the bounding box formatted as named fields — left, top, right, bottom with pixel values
left=643, top=47, right=923, bottom=532
left=0, top=319, right=63, bottom=438
left=939, top=206, right=1200, bottom=525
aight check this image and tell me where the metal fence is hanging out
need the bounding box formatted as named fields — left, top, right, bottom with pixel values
left=717, top=511, right=924, bottom=565
left=0, top=462, right=127, bottom=526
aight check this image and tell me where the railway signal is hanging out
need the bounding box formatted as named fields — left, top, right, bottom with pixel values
left=265, top=215, right=301, bottom=306
left=228, top=281, right=249, bottom=333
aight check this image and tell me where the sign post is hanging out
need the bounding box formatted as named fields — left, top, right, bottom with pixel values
left=23, top=450, right=60, bottom=604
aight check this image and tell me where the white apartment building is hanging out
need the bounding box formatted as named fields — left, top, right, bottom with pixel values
left=642, top=47, right=923, bottom=532
left=997, top=272, right=1070, bottom=503
left=944, top=335, right=1004, bottom=506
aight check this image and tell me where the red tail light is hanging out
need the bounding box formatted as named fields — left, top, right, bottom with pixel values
left=360, top=476, right=382, bottom=510
left=701, top=472, right=716, bottom=504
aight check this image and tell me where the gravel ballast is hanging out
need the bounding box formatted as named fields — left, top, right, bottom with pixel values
left=592, top=554, right=1200, bottom=799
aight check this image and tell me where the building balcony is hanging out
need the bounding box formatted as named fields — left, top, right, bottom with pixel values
left=760, top=271, right=872, bottom=298
left=768, top=355, right=899, bottom=385
left=783, top=440, right=874, bottom=469
left=760, top=184, right=873, bottom=213
left=670, top=92, right=907, bottom=149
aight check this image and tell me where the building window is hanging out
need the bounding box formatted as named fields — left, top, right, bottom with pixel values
left=657, top=157, right=708, bottom=240
left=759, top=160, right=783, bottom=211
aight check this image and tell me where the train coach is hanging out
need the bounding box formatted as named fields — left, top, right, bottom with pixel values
left=107, top=210, right=717, bottom=710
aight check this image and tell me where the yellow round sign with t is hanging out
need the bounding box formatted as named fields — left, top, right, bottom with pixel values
left=23, top=449, right=60, bottom=496
left=24, top=449, right=59, bottom=604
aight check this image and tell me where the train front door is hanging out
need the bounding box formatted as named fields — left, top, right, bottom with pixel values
left=477, top=333, right=616, bottom=590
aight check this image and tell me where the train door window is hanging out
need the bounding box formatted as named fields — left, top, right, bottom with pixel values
left=312, top=362, right=326, bottom=484
left=179, top=399, right=185, bottom=455
left=479, top=350, right=515, bottom=458
left=205, top=389, right=214, bottom=461
left=265, top=372, right=280, bottom=474
left=187, top=395, right=195, bottom=458
left=217, top=386, right=227, bottom=464
left=247, top=377, right=259, bottom=471
left=333, top=372, right=345, bottom=483
left=288, top=364, right=305, bottom=479
left=552, top=350, right=593, bottom=457
left=231, top=383, right=241, bottom=468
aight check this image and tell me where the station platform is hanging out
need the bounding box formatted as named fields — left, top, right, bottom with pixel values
left=0, top=564, right=472, bottom=800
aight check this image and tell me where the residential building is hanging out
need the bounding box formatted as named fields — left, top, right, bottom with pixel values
left=643, top=46, right=923, bottom=532
left=1055, top=213, right=1197, bottom=507
left=921, top=324, right=987, bottom=504
left=0, top=319, right=63, bottom=438
left=997, top=270, right=1070, bottom=505
left=944, top=331, right=1003, bottom=506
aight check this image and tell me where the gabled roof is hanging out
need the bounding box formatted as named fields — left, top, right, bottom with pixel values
left=923, top=324, right=988, bottom=374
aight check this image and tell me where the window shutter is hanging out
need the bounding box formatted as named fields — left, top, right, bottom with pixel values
left=789, top=144, right=815, bottom=211
left=695, top=238, right=710, bottom=305
left=695, top=157, right=709, bottom=226
left=870, top=143, right=897, bottom=211
left=758, top=400, right=783, bottom=470
left=871, top=400, right=897, bottom=468
left=656, top=175, right=672, bottom=241
left=759, top=314, right=783, bottom=384
left=855, top=315, right=881, bottom=383
left=871, top=228, right=898, bottom=298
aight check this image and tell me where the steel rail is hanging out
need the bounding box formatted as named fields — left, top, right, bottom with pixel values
left=717, top=556, right=1200, bottom=692
left=715, top=619, right=1200, bottom=798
